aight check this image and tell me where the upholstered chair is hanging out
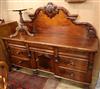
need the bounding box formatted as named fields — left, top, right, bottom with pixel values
left=0, top=61, right=8, bottom=89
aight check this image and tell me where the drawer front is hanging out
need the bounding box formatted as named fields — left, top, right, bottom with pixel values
left=7, top=40, right=25, bottom=46
left=56, top=66, right=90, bottom=83
left=29, top=43, right=53, bottom=50
left=58, top=48, right=89, bottom=59
left=57, top=56, right=88, bottom=71
left=8, top=46, right=29, bottom=59
left=29, top=43, right=54, bottom=54
left=10, top=57, right=32, bottom=68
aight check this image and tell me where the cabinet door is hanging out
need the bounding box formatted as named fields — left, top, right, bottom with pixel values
left=54, top=55, right=91, bottom=83
left=35, top=52, right=54, bottom=72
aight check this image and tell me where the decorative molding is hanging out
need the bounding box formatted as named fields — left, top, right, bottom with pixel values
left=67, top=0, right=86, bottom=3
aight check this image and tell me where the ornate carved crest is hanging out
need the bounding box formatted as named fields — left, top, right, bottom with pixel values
left=43, top=2, right=59, bottom=18
left=28, top=2, right=78, bottom=20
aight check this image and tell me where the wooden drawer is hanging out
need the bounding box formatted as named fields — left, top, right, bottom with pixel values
left=10, top=56, right=32, bottom=68
left=56, top=66, right=90, bottom=83
left=7, top=40, right=25, bottom=46
left=57, top=56, right=88, bottom=71
left=8, top=46, right=29, bottom=59
left=29, top=43, right=54, bottom=54
left=29, top=43, right=53, bottom=50
left=58, top=47, right=89, bottom=59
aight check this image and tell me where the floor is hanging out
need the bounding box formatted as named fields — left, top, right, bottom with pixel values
left=95, top=72, right=100, bottom=89
left=13, top=67, right=85, bottom=89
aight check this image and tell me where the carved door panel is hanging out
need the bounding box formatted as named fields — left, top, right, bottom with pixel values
left=35, top=52, right=54, bottom=72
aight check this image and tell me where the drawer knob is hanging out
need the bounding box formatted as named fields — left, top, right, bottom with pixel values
left=88, top=63, right=93, bottom=70
left=63, top=60, right=74, bottom=66
left=16, top=51, right=23, bottom=55
left=70, top=73, right=74, bottom=77
left=70, top=61, right=74, bottom=66
left=36, top=58, right=39, bottom=62
left=55, top=57, right=60, bottom=63
left=18, top=61, right=22, bottom=64
left=28, top=51, right=32, bottom=58
left=66, top=72, right=74, bottom=78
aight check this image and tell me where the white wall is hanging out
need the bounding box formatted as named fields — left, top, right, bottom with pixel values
left=0, top=0, right=8, bottom=21
left=6, top=0, right=99, bottom=31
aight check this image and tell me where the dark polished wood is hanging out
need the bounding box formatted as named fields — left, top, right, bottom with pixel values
left=0, top=22, right=18, bottom=67
left=1, top=2, right=99, bottom=88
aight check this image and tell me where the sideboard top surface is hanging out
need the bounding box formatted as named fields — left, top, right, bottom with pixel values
left=3, top=33, right=98, bottom=52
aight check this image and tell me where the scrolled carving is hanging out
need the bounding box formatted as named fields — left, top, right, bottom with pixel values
left=81, top=22, right=97, bottom=38
left=70, top=21, right=97, bottom=39
left=86, top=23, right=97, bottom=38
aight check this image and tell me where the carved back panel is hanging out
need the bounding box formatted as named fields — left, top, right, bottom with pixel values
left=25, top=2, right=97, bottom=39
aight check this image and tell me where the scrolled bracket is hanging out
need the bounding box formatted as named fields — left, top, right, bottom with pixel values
left=83, top=23, right=97, bottom=38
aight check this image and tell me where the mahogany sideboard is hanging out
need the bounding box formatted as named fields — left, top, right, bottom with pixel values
left=2, top=3, right=99, bottom=88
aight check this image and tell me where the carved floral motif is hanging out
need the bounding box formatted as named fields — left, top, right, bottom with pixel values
left=43, top=2, right=59, bottom=18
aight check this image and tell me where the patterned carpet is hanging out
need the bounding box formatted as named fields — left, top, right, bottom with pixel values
left=8, top=71, right=59, bottom=89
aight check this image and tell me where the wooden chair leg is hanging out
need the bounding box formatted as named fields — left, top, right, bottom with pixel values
left=0, top=61, right=8, bottom=89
